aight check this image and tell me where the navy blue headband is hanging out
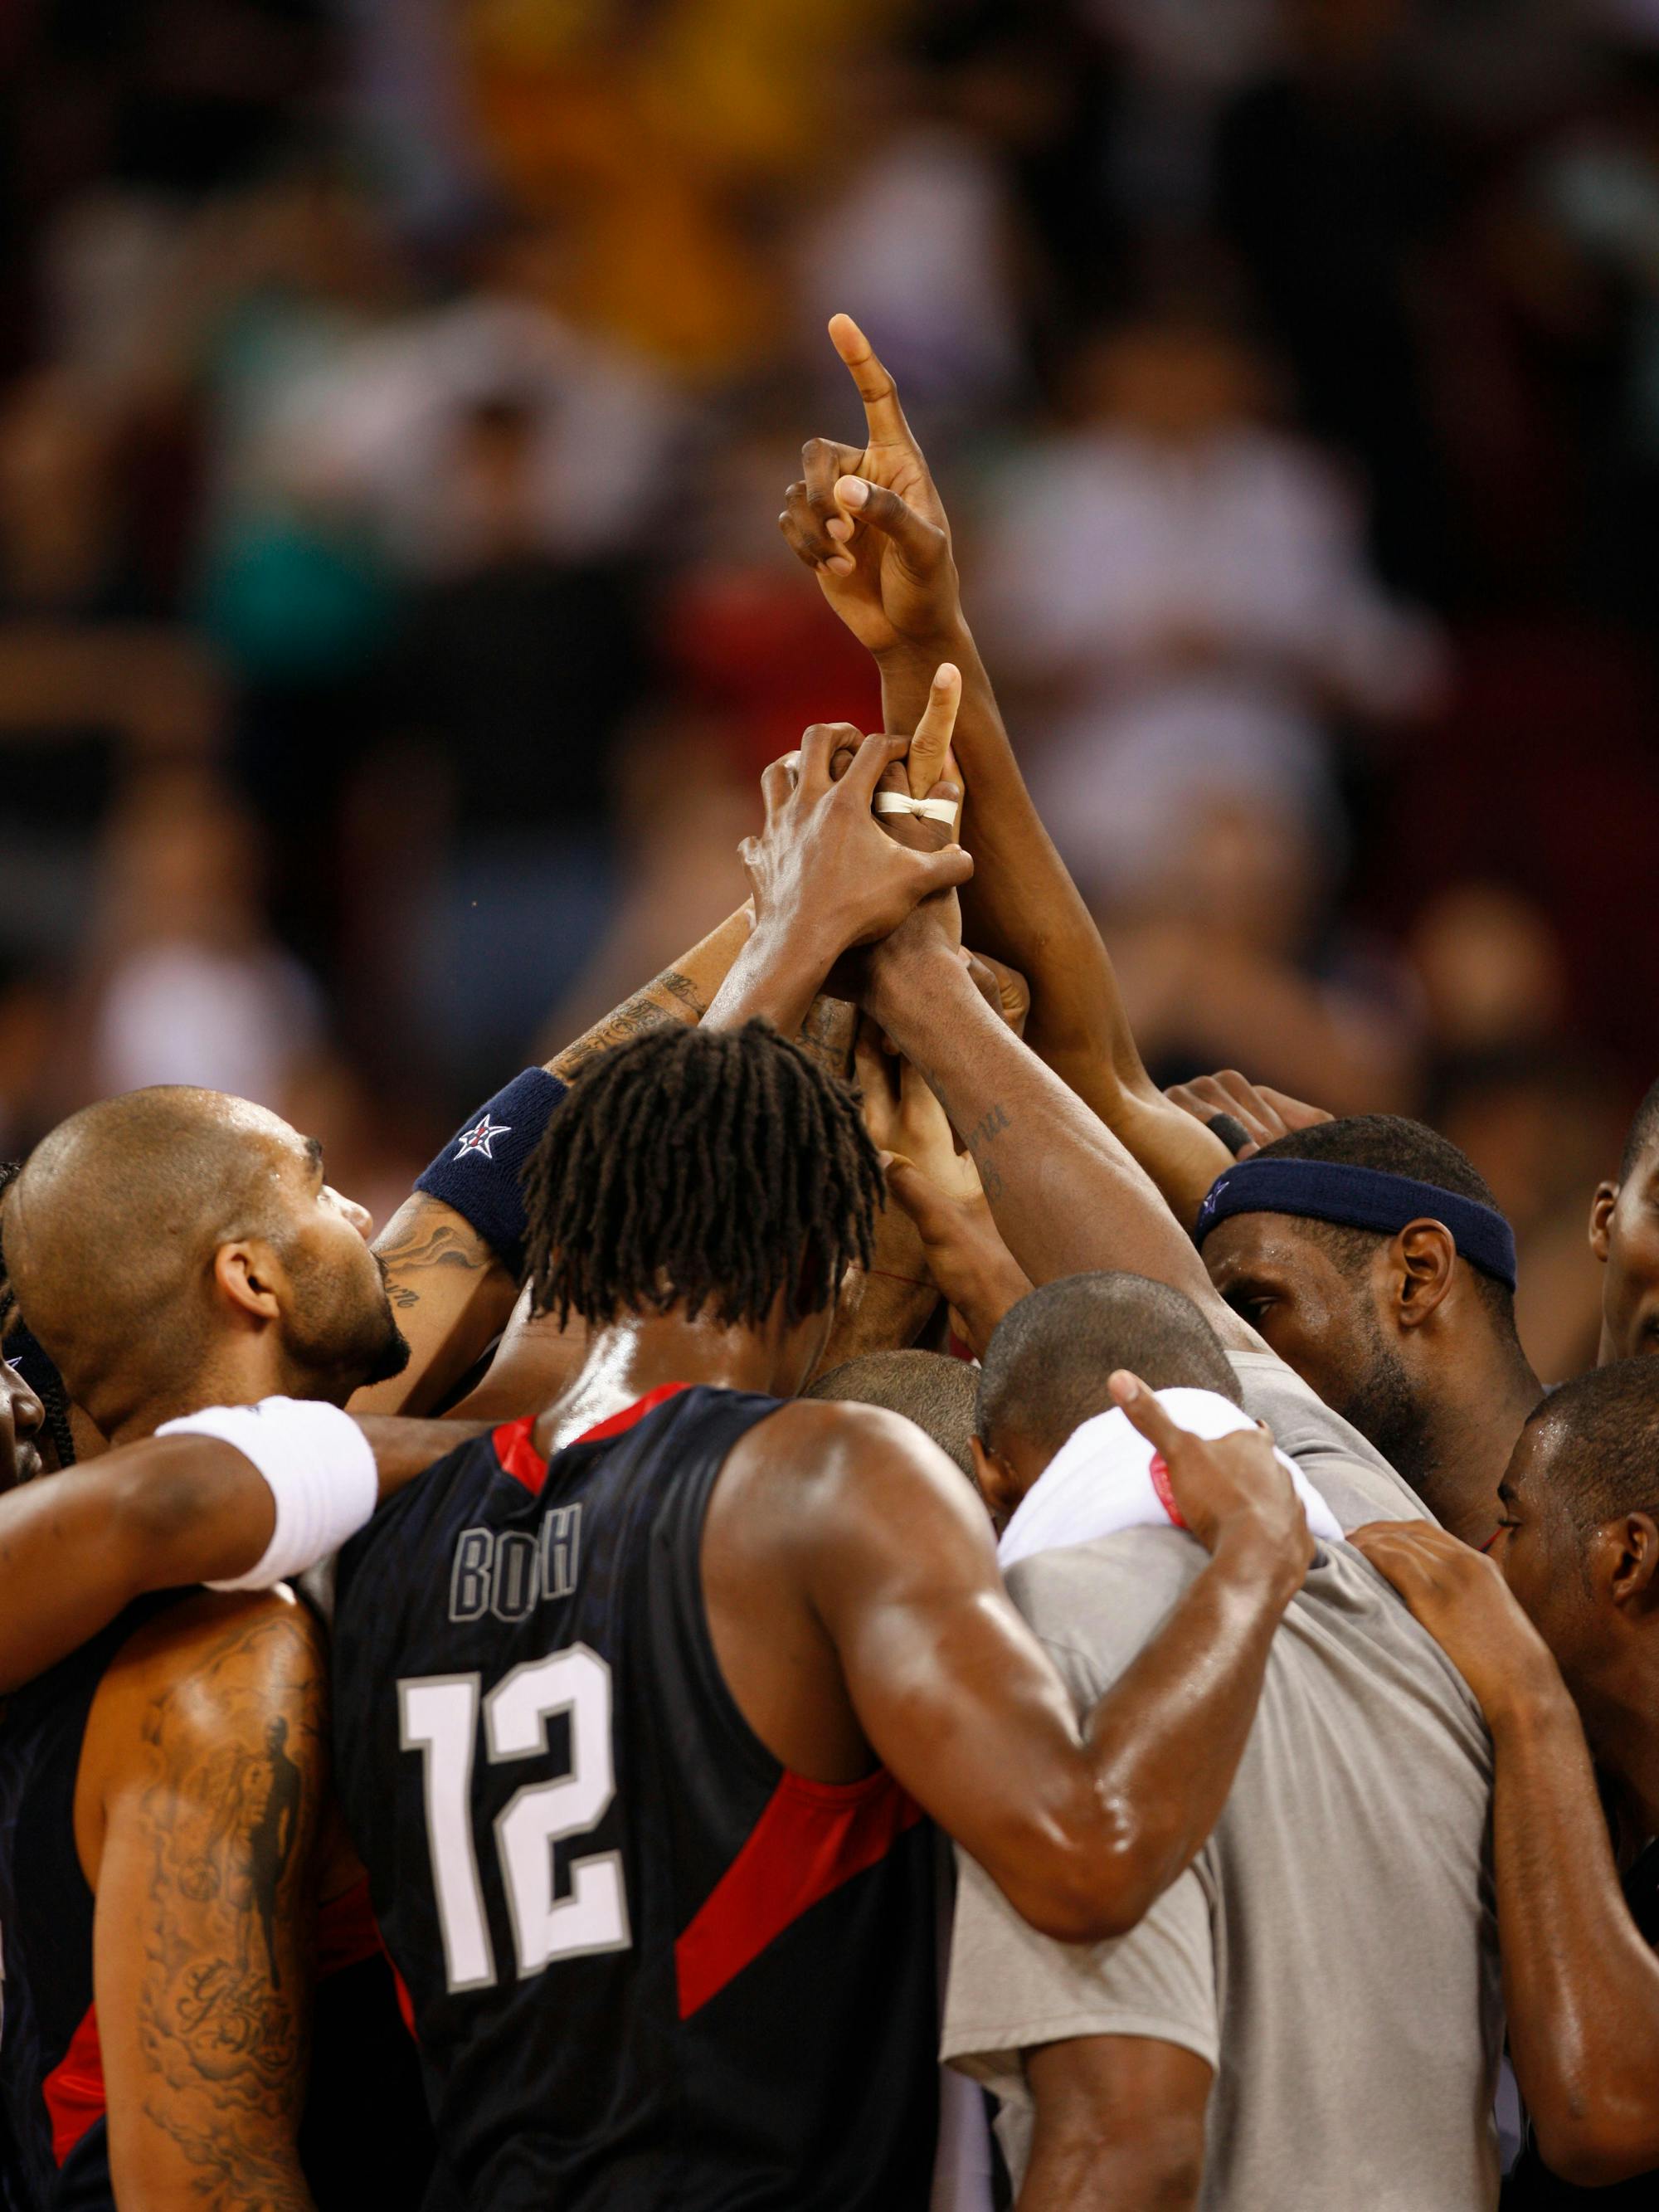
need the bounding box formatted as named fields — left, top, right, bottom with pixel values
left=1194, top=1157, right=1518, bottom=1291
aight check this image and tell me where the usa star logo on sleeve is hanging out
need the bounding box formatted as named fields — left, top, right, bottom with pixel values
left=455, top=1115, right=511, bottom=1161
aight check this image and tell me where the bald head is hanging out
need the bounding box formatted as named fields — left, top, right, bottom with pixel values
left=5, top=1087, right=397, bottom=1428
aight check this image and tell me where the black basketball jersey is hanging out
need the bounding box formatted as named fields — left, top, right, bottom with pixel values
left=331, top=1381, right=941, bottom=2211
left=0, top=1591, right=435, bottom=2212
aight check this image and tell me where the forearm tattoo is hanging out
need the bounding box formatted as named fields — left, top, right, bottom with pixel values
left=965, top=1102, right=1011, bottom=1200
left=796, top=996, right=859, bottom=1085
left=550, top=968, right=706, bottom=1081
left=132, top=1610, right=322, bottom=2205
left=374, top=1200, right=495, bottom=1311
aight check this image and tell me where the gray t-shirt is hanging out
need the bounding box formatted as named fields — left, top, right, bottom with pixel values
left=1228, top=1345, right=1434, bottom=1530
left=942, top=1527, right=1501, bottom=2210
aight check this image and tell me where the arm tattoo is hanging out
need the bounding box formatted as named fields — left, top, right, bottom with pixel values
left=548, top=967, right=706, bottom=1080
left=796, top=995, right=858, bottom=1084
left=131, top=1609, right=323, bottom=2206
left=373, top=1202, right=495, bottom=1311
left=965, top=1102, right=1011, bottom=1200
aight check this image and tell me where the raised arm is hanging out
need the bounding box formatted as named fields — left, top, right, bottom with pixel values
left=89, top=1592, right=326, bottom=2211
left=779, top=314, right=1232, bottom=1228
left=353, top=905, right=755, bottom=1416
left=791, top=1380, right=1309, bottom=1942
left=1351, top=1521, right=1659, bottom=2185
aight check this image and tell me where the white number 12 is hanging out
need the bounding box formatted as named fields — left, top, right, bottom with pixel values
left=399, top=1645, right=631, bottom=1993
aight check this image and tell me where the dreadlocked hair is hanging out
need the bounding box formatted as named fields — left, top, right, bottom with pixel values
left=0, top=1160, right=76, bottom=1469
left=522, top=1020, right=884, bottom=1332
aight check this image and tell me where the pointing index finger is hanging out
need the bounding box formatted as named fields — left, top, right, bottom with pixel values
left=828, top=312, right=912, bottom=446
left=1108, top=1370, right=1189, bottom=1459
left=907, top=663, right=961, bottom=800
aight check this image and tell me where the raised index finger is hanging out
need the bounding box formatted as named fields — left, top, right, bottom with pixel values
left=907, top=663, right=961, bottom=800
left=828, top=312, right=913, bottom=446
left=1108, top=1371, right=1194, bottom=1461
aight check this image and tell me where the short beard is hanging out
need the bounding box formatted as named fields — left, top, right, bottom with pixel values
left=288, top=1255, right=411, bottom=1398
left=1337, top=1301, right=1424, bottom=1493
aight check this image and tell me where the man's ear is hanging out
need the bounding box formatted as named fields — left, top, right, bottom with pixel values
left=212, top=1240, right=284, bottom=1326
left=1589, top=1182, right=1618, bottom=1266
left=1599, top=1511, right=1659, bottom=1613
left=969, top=1435, right=1019, bottom=1529
left=1390, top=1220, right=1458, bottom=1330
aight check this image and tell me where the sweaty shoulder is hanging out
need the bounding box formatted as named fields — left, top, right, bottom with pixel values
left=1225, top=1347, right=1433, bottom=1531
left=713, top=1396, right=995, bottom=1592
left=726, top=1396, right=980, bottom=1515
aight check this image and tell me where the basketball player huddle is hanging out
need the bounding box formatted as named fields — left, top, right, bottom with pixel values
left=2, top=320, right=1659, bottom=2212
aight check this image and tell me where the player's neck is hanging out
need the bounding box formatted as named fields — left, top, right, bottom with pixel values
left=1401, top=1332, right=1539, bottom=1547
left=537, top=1313, right=791, bottom=1455
left=101, top=1334, right=314, bottom=1446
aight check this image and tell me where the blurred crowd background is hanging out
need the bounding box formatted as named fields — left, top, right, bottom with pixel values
left=5, top=0, right=1659, bottom=1377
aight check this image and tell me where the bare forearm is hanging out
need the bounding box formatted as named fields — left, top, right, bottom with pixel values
left=1020, top=2139, right=1195, bottom=2212
left=869, top=947, right=1238, bottom=1329
left=0, top=1443, right=275, bottom=1689
left=704, top=924, right=835, bottom=1039
left=1488, top=1686, right=1659, bottom=2181
left=358, top=1196, right=515, bottom=1416
left=0, top=1421, right=470, bottom=1693
left=878, top=637, right=1230, bottom=1225
left=1077, top=1527, right=1299, bottom=1927
left=547, top=905, right=753, bottom=1080
left=1019, top=2038, right=1209, bottom=2211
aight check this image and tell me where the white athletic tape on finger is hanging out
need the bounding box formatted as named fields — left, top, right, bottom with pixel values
left=873, top=793, right=960, bottom=824
left=158, top=1397, right=379, bottom=1589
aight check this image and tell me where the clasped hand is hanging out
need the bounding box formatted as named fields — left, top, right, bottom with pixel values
left=739, top=665, right=973, bottom=996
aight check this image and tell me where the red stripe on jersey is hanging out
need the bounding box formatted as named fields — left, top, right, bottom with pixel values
left=390, top=1955, right=419, bottom=2040
left=319, top=1874, right=383, bottom=1979
left=42, top=2005, right=104, bottom=2166
left=674, top=1769, right=924, bottom=2020
left=493, top=1416, right=550, bottom=1495
left=492, top=1384, right=693, bottom=1497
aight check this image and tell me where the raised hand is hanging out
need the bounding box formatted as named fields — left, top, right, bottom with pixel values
left=1163, top=1069, right=1333, bottom=1159
left=1110, top=1372, right=1314, bottom=1582
left=780, top=314, right=962, bottom=657
left=744, top=724, right=969, bottom=949
left=707, top=670, right=972, bottom=1037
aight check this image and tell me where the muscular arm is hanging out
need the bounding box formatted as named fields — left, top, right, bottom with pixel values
left=352, top=906, right=756, bottom=1416
left=0, top=1415, right=472, bottom=1692
left=780, top=315, right=1231, bottom=1228
left=795, top=1409, right=1302, bottom=1942
left=1484, top=1688, right=1659, bottom=2184
left=874, top=635, right=1230, bottom=1230
left=1350, top=1519, right=1659, bottom=2184
left=1018, top=2036, right=1211, bottom=2212
left=86, top=1592, right=326, bottom=2210
left=865, top=920, right=1250, bottom=1347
